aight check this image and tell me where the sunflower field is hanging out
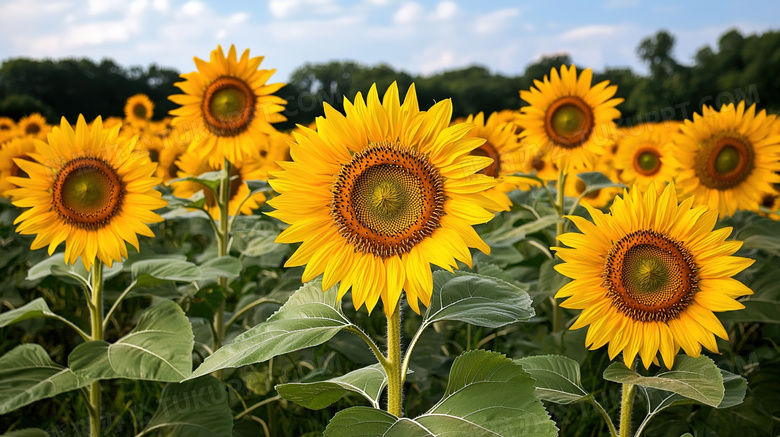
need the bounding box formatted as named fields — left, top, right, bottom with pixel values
left=1, top=30, right=780, bottom=437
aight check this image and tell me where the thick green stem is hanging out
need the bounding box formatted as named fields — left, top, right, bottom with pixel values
left=214, top=159, right=232, bottom=352
left=619, top=358, right=638, bottom=437
left=551, top=168, right=567, bottom=332
left=385, top=301, right=403, bottom=417
left=89, top=260, right=104, bottom=437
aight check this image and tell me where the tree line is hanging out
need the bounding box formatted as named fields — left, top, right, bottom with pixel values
left=0, top=29, right=777, bottom=130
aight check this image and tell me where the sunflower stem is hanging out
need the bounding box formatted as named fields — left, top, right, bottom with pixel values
left=385, top=301, right=403, bottom=417
left=213, top=159, right=232, bottom=364
left=88, top=260, right=104, bottom=437
left=619, top=357, right=638, bottom=437
left=551, top=167, right=567, bottom=332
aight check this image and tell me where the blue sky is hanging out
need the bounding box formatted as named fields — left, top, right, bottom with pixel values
left=0, top=0, right=777, bottom=82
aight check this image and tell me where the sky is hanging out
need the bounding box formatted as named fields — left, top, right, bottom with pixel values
left=0, top=0, right=778, bottom=82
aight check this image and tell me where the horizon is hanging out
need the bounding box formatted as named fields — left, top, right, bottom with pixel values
left=0, top=1, right=778, bottom=82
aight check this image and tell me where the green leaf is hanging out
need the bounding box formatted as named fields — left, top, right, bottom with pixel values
left=0, top=344, right=91, bottom=415
left=719, top=263, right=780, bottom=324
left=240, top=230, right=285, bottom=258
left=69, top=300, right=194, bottom=382
left=137, top=376, right=232, bottom=437
left=575, top=171, right=624, bottom=191
left=537, top=258, right=570, bottom=299
left=0, top=298, right=56, bottom=328
left=514, top=355, right=588, bottom=404
left=423, top=271, right=534, bottom=328
left=276, top=364, right=388, bottom=409
left=603, top=355, right=725, bottom=407
left=482, top=214, right=559, bottom=245
left=187, top=280, right=352, bottom=379
left=170, top=170, right=226, bottom=192
left=0, top=430, right=50, bottom=437
left=245, top=179, right=271, bottom=192
left=635, top=369, right=746, bottom=434
left=324, top=350, right=557, bottom=436
left=27, top=254, right=123, bottom=288
left=199, top=256, right=242, bottom=279
left=131, top=258, right=202, bottom=286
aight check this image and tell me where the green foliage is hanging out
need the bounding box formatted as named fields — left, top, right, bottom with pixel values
left=324, top=350, right=558, bottom=436
left=276, top=364, right=389, bottom=409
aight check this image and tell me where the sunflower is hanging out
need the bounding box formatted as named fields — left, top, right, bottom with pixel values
left=0, top=117, right=15, bottom=133
left=671, top=102, right=780, bottom=218
left=171, top=151, right=266, bottom=219
left=156, top=141, right=188, bottom=184
left=124, top=94, right=154, bottom=127
left=554, top=182, right=753, bottom=369
left=0, top=136, right=36, bottom=197
left=169, top=45, right=287, bottom=166
left=615, top=123, right=678, bottom=191
left=461, top=112, right=535, bottom=210
left=8, top=115, right=167, bottom=270
left=18, top=113, right=50, bottom=140
left=267, top=82, right=497, bottom=316
left=256, top=129, right=292, bottom=180
left=517, top=65, right=622, bottom=171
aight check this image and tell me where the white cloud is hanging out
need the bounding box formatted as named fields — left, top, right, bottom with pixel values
left=560, top=25, right=619, bottom=41
left=393, top=2, right=423, bottom=24
left=433, top=1, right=457, bottom=20
left=474, top=8, right=521, bottom=34
left=180, top=1, right=206, bottom=16
left=419, top=49, right=455, bottom=74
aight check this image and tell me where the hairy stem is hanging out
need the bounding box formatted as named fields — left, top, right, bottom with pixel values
left=551, top=168, right=567, bottom=332
left=385, top=301, right=403, bottom=417
left=89, top=260, right=104, bottom=437
left=619, top=357, right=638, bottom=437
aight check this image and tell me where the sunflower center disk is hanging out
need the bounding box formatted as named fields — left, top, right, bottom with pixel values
left=133, top=104, right=147, bottom=119
left=470, top=142, right=501, bottom=177
left=331, top=142, right=445, bottom=258
left=53, top=157, right=123, bottom=229
left=545, top=97, right=594, bottom=148
left=603, top=230, right=698, bottom=322
left=635, top=148, right=661, bottom=176
left=26, top=124, right=41, bottom=135
left=202, top=77, right=256, bottom=137
left=695, top=132, right=755, bottom=190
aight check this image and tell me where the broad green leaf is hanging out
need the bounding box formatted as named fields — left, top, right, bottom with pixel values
left=69, top=300, right=194, bottom=382
left=0, top=298, right=56, bottom=328
left=514, top=355, right=588, bottom=404
left=635, top=369, right=746, bottom=435
left=603, top=355, right=725, bottom=407
left=482, top=214, right=559, bottom=245
left=240, top=230, right=285, bottom=258
left=169, top=170, right=226, bottom=192
left=187, top=280, right=352, bottom=379
left=0, top=430, right=50, bottom=437
left=137, top=376, right=232, bottom=437
left=732, top=216, right=780, bottom=250
left=188, top=284, right=225, bottom=320
left=276, top=364, right=388, bottom=409
left=131, top=258, right=201, bottom=286
left=537, top=258, right=570, bottom=299
left=27, top=253, right=123, bottom=288
left=324, top=350, right=558, bottom=437
left=575, top=171, right=624, bottom=191
left=199, top=256, right=242, bottom=279
left=719, top=263, right=780, bottom=324
left=0, top=344, right=91, bottom=415
left=423, top=271, right=534, bottom=328
left=245, top=179, right=271, bottom=192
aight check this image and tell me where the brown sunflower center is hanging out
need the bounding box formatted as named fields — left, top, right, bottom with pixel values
left=331, top=142, right=445, bottom=258
left=470, top=141, right=501, bottom=177
left=202, top=76, right=256, bottom=137
left=545, top=96, right=594, bottom=149
left=694, top=132, right=754, bottom=190
left=52, top=157, right=124, bottom=229
left=575, top=179, right=600, bottom=199
left=634, top=147, right=662, bottom=176
left=0, top=124, right=10, bottom=131
left=25, top=123, right=41, bottom=135
left=762, top=192, right=777, bottom=209
left=603, top=230, right=698, bottom=322
left=133, top=104, right=148, bottom=119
